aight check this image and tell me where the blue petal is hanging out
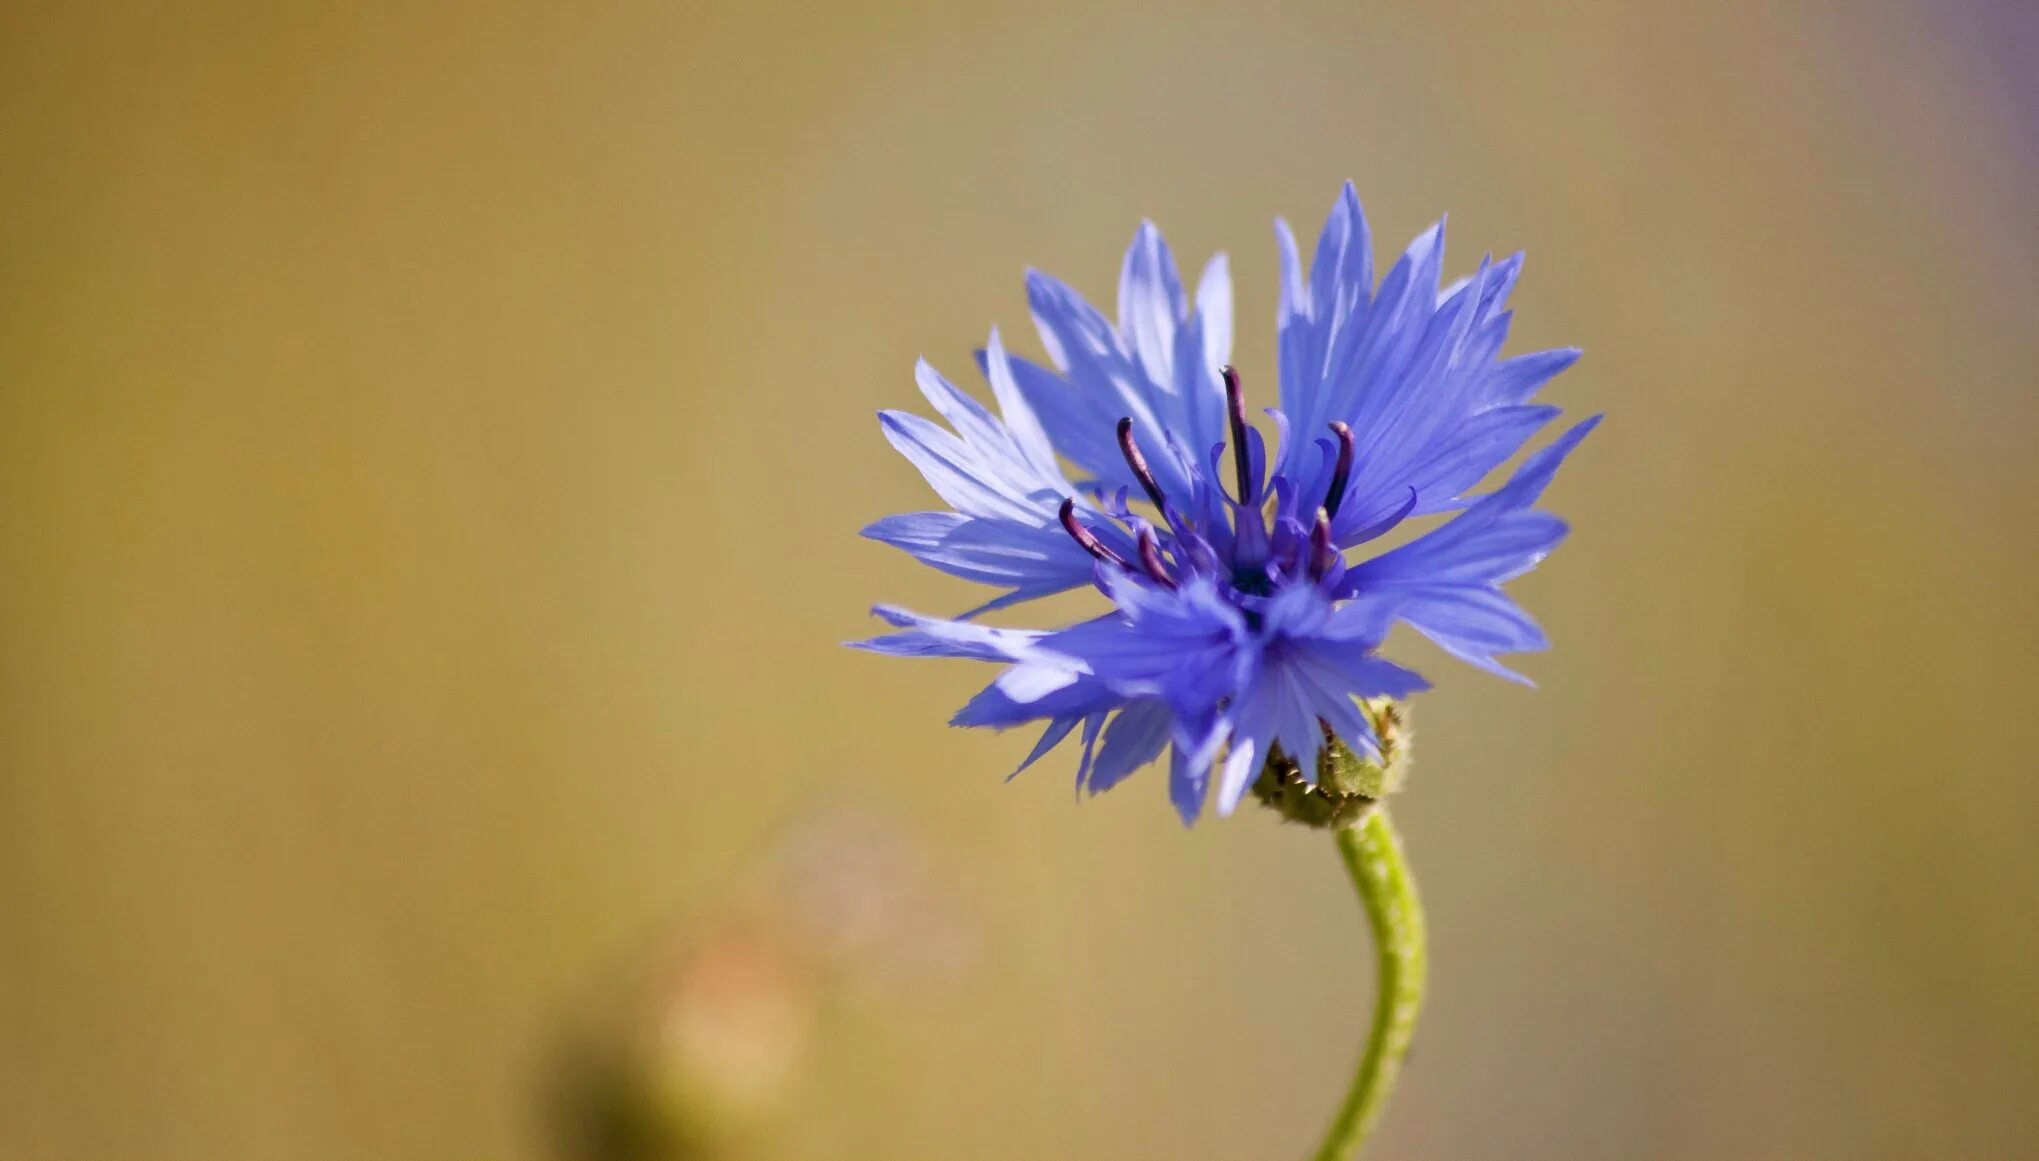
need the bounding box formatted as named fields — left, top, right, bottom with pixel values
left=912, top=357, right=1008, bottom=462
left=850, top=605, right=1045, bottom=661
left=980, top=328, right=1065, bottom=482
left=861, top=511, right=1097, bottom=597
left=1073, top=713, right=1107, bottom=793
left=1349, top=416, right=1598, bottom=679
left=1010, top=716, right=1081, bottom=779
left=1215, top=730, right=1266, bottom=817
left=874, top=350, right=1105, bottom=612
left=994, top=661, right=1088, bottom=704
left=1295, top=639, right=1432, bottom=701
left=1479, top=348, right=1582, bottom=409
left=988, top=347, right=1127, bottom=484
left=1362, top=511, right=1570, bottom=586
left=1169, top=256, right=1230, bottom=472
left=1118, top=222, right=1187, bottom=387
left=952, top=675, right=1120, bottom=728
left=1395, top=404, right=1561, bottom=517
left=1275, top=185, right=1377, bottom=437
left=1024, top=232, right=1228, bottom=503
left=1473, top=413, right=1603, bottom=510
left=1195, top=253, right=1233, bottom=393
left=1274, top=214, right=1311, bottom=419
left=1086, top=698, right=1173, bottom=794
left=1390, top=585, right=1549, bottom=685
left=1208, top=631, right=1344, bottom=810
left=880, top=409, right=1034, bottom=523
left=1355, top=416, right=1598, bottom=583
left=1279, top=217, right=1443, bottom=488
left=1169, top=740, right=1210, bottom=826
left=1268, top=196, right=1584, bottom=542
left=1310, top=182, right=1373, bottom=338
left=1026, top=270, right=1165, bottom=438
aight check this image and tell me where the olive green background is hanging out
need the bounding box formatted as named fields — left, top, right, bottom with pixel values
left=3, top=2, right=2034, bottom=1158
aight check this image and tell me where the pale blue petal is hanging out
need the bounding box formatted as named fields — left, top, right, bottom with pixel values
left=852, top=605, right=1044, bottom=661
left=989, top=347, right=1127, bottom=482
left=981, top=328, right=1064, bottom=482
left=1118, top=222, right=1186, bottom=387
left=1195, top=253, right=1233, bottom=385
left=1215, top=725, right=1266, bottom=817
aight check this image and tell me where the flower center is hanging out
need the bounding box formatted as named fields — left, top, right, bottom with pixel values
left=1056, top=366, right=1353, bottom=598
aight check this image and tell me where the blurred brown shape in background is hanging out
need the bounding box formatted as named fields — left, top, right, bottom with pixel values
left=548, top=810, right=969, bottom=1161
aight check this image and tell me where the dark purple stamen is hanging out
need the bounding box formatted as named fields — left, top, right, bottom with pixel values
left=1222, top=365, right=1253, bottom=504
left=1116, top=418, right=1170, bottom=513
left=1135, top=527, right=1177, bottom=590
left=1324, top=421, right=1357, bottom=520
left=1309, top=507, right=1337, bottom=580
left=1058, top=497, right=1133, bottom=569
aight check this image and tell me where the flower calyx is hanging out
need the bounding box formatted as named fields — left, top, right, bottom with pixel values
left=1251, top=700, right=1410, bottom=829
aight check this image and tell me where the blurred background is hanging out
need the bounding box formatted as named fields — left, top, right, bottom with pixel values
left=3, top=2, right=2035, bottom=1158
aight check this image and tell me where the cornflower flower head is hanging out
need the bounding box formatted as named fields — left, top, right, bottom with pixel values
left=857, top=183, right=1598, bottom=825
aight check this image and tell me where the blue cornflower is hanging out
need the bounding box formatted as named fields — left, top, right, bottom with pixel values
left=857, top=184, right=1598, bottom=825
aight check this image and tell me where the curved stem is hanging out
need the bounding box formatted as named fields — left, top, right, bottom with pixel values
left=1310, top=807, right=1427, bottom=1161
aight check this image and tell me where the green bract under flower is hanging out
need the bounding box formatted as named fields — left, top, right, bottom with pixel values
left=1252, top=699, right=1409, bottom=829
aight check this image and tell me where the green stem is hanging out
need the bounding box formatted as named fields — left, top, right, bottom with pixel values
left=1311, top=807, right=1427, bottom=1161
